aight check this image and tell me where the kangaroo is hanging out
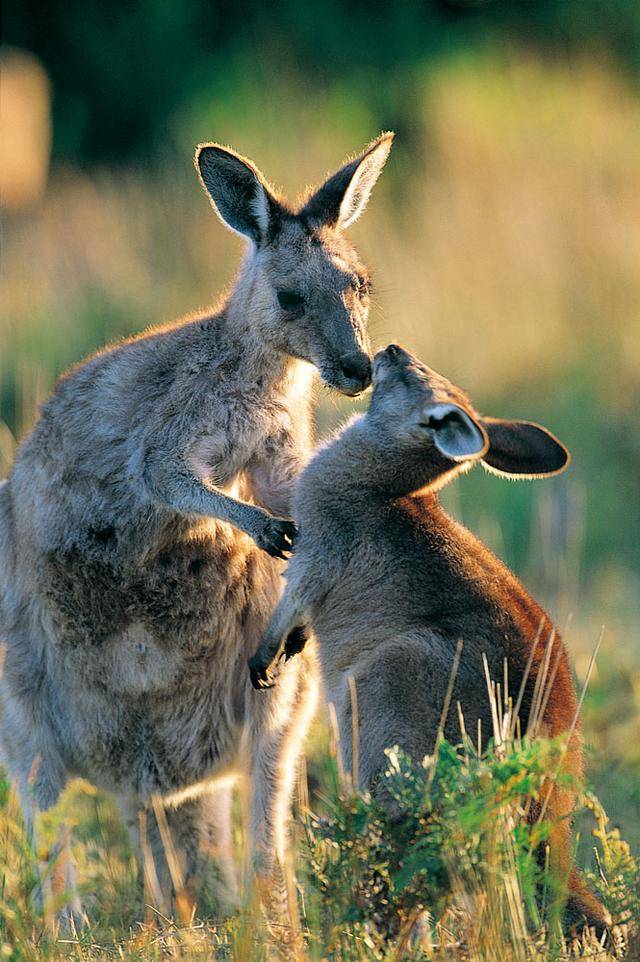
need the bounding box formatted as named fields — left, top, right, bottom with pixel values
left=0, top=134, right=393, bottom=936
left=249, top=343, right=608, bottom=933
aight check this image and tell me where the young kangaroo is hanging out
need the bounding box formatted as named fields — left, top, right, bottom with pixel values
left=249, top=344, right=607, bottom=932
left=0, top=134, right=393, bottom=933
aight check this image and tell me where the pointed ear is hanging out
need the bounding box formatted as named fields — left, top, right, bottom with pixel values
left=195, top=143, right=282, bottom=244
left=422, top=403, right=488, bottom=462
left=481, top=417, right=570, bottom=478
left=300, top=132, right=394, bottom=230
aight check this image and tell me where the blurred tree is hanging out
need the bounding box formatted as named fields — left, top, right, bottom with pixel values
left=0, top=48, right=51, bottom=209
left=3, top=0, right=640, bottom=162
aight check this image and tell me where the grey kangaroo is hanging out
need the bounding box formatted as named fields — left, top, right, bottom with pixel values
left=249, top=343, right=607, bottom=932
left=0, top=133, right=393, bottom=934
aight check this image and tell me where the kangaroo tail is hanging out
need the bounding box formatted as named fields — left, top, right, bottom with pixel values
left=566, top=867, right=611, bottom=935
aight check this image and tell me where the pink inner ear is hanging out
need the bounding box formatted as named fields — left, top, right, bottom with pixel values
left=426, top=404, right=488, bottom=461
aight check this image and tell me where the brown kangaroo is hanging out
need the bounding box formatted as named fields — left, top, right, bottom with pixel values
left=249, top=343, right=608, bottom=933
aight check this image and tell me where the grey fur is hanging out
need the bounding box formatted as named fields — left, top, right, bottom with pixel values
left=250, top=345, right=604, bottom=928
left=0, top=135, right=393, bottom=932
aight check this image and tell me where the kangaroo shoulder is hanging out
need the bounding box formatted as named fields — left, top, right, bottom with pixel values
left=0, top=478, right=12, bottom=567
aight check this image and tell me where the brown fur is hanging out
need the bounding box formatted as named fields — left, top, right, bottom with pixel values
left=250, top=344, right=607, bottom=932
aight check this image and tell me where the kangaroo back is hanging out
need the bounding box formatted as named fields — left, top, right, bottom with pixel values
left=0, top=480, right=13, bottom=632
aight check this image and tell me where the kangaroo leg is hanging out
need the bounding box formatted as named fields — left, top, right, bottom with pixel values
left=251, top=655, right=318, bottom=959
left=13, top=752, right=85, bottom=931
left=536, top=782, right=610, bottom=936
left=46, top=823, right=86, bottom=931
left=119, top=795, right=200, bottom=921
left=547, top=811, right=610, bottom=935
left=118, top=785, right=239, bottom=921
left=196, top=782, right=239, bottom=912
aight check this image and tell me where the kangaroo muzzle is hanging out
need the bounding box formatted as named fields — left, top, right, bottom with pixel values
left=339, top=352, right=372, bottom=393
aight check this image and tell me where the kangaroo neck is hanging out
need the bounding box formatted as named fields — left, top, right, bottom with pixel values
left=309, top=417, right=457, bottom=503
left=218, top=270, right=307, bottom=398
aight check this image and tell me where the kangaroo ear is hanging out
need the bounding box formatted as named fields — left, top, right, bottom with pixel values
left=481, top=417, right=570, bottom=478
left=422, top=403, right=488, bottom=462
left=300, top=132, right=394, bottom=230
left=195, top=143, right=282, bottom=244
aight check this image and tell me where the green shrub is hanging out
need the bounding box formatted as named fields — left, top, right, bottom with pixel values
left=303, top=736, right=636, bottom=960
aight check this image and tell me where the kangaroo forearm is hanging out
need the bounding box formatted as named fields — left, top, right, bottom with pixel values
left=173, top=483, right=263, bottom=534
left=143, top=462, right=297, bottom=558
left=144, top=463, right=266, bottom=536
left=257, top=597, right=305, bottom=666
left=253, top=562, right=325, bottom=664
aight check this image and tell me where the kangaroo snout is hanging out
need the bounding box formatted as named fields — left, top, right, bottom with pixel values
left=384, top=343, right=404, bottom=359
left=339, top=352, right=372, bottom=394
left=374, top=343, right=409, bottom=369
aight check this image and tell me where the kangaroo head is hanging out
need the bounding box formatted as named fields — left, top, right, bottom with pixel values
left=195, top=134, right=394, bottom=396
left=368, top=344, right=569, bottom=488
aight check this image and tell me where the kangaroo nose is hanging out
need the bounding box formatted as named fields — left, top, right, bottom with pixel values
left=339, top=353, right=372, bottom=390
left=384, top=343, right=413, bottom=365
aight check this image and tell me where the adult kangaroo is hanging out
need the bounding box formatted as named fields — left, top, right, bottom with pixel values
left=249, top=344, right=608, bottom=934
left=0, top=133, right=393, bottom=937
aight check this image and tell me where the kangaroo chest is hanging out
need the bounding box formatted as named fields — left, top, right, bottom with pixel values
left=186, top=376, right=299, bottom=482
left=41, top=517, right=280, bottom=678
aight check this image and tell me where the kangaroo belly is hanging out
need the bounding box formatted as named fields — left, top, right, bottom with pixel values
left=23, top=518, right=282, bottom=796
left=56, top=670, right=247, bottom=798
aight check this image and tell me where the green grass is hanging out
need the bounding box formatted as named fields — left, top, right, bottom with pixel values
left=1, top=728, right=638, bottom=960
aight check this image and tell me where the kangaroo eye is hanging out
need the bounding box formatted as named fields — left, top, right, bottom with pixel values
left=277, top=290, right=305, bottom=311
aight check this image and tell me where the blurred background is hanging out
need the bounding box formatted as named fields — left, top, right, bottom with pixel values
left=1, top=1, right=639, bottom=843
